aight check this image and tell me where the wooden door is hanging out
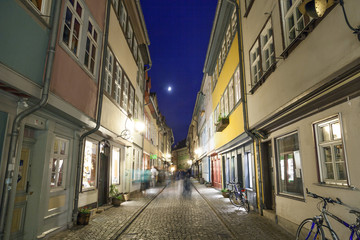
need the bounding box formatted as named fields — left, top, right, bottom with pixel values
left=11, top=148, right=31, bottom=238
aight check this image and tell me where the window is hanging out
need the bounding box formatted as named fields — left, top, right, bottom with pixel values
left=314, top=116, right=347, bottom=185
left=276, top=132, right=303, bottom=196
left=133, top=38, right=138, bottom=61
left=221, top=40, right=226, bottom=66
left=134, top=97, right=139, bottom=119
left=228, top=78, right=234, bottom=112
left=129, top=87, right=134, bottom=116
left=244, top=152, right=253, bottom=189
left=280, top=0, right=306, bottom=48
left=220, top=96, right=225, bottom=118
left=119, top=1, right=127, bottom=32
left=138, top=54, right=144, bottom=91
left=112, top=0, right=119, bottom=15
left=121, top=76, right=129, bottom=110
left=127, top=21, right=133, bottom=48
left=231, top=9, right=237, bottom=37
left=112, top=147, right=120, bottom=184
left=214, top=104, right=219, bottom=126
left=114, top=62, right=123, bottom=104
left=224, top=88, right=229, bottom=116
left=250, top=19, right=275, bottom=87
left=104, top=47, right=113, bottom=94
left=234, top=67, right=241, bottom=103
left=226, top=25, right=231, bottom=51
left=27, top=0, right=52, bottom=22
left=50, top=137, right=69, bottom=189
left=62, top=0, right=83, bottom=56
left=82, top=140, right=98, bottom=190
left=84, top=19, right=98, bottom=74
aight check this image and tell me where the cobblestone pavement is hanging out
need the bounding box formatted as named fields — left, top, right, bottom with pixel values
left=50, top=180, right=294, bottom=240
left=119, top=180, right=294, bottom=240
left=49, top=187, right=164, bottom=240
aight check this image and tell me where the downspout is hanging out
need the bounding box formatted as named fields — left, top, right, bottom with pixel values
left=72, top=0, right=111, bottom=221
left=225, top=0, right=263, bottom=215
left=0, top=1, right=62, bottom=239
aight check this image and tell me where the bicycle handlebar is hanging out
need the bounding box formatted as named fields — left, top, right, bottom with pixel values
left=306, top=188, right=342, bottom=205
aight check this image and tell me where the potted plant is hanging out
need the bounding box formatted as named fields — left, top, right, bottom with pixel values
left=221, top=188, right=230, bottom=198
left=123, top=192, right=130, bottom=201
left=215, top=114, right=229, bottom=132
left=110, top=184, right=124, bottom=206
left=77, top=207, right=91, bottom=225
left=205, top=181, right=212, bottom=187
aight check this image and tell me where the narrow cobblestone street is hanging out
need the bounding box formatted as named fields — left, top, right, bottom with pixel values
left=50, top=180, right=293, bottom=240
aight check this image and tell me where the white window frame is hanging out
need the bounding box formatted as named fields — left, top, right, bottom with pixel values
left=226, top=25, right=231, bottom=51
left=228, top=77, right=234, bottom=112
left=114, top=62, right=123, bottom=104
left=104, top=47, right=113, bottom=94
left=260, top=20, right=275, bottom=73
left=121, top=76, right=129, bottom=110
left=62, top=0, right=84, bottom=57
left=133, top=37, right=138, bottom=61
left=112, top=0, right=119, bottom=15
left=250, top=41, right=261, bottom=85
left=129, top=87, right=134, bottom=116
left=234, top=67, right=241, bottom=103
left=84, top=18, right=98, bottom=75
left=224, top=88, right=229, bottom=116
left=26, top=0, right=53, bottom=23
left=127, top=21, right=133, bottom=48
left=50, top=137, right=69, bottom=191
left=231, top=8, right=237, bottom=37
left=314, top=116, right=348, bottom=185
left=280, top=0, right=306, bottom=47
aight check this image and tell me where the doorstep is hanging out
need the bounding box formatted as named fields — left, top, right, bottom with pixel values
left=262, top=209, right=276, bottom=222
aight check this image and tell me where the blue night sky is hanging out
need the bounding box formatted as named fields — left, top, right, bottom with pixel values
left=141, top=0, right=217, bottom=145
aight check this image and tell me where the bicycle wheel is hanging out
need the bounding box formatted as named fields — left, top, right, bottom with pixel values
left=296, top=218, right=324, bottom=240
left=229, top=192, right=242, bottom=207
left=242, top=199, right=250, bottom=213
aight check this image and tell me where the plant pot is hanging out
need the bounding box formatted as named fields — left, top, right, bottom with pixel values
left=205, top=183, right=212, bottom=187
left=222, top=192, right=230, bottom=198
left=199, top=178, right=205, bottom=184
left=123, top=193, right=130, bottom=201
left=112, top=197, right=122, bottom=206
left=77, top=212, right=90, bottom=225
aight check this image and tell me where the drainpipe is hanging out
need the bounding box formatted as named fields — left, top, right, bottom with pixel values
left=72, top=0, right=111, bottom=222
left=0, top=1, right=62, bottom=239
left=225, top=0, right=264, bottom=215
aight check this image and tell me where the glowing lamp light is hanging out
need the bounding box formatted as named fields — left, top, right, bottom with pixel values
left=170, top=167, right=175, bottom=173
left=168, top=86, right=172, bottom=92
left=187, top=160, right=192, bottom=165
left=194, top=148, right=201, bottom=155
left=134, top=120, right=145, bottom=133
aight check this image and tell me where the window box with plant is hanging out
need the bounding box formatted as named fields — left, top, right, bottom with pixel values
left=215, top=115, right=229, bottom=132
left=110, top=184, right=124, bottom=206
left=77, top=207, right=91, bottom=225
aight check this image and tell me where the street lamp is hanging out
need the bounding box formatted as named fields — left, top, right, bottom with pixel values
left=187, top=160, right=192, bottom=166
left=194, top=148, right=201, bottom=156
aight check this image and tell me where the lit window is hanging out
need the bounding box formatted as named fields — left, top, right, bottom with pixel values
left=82, top=140, right=98, bottom=190
left=276, top=132, right=304, bottom=197
left=314, top=116, right=347, bottom=185
left=104, top=48, right=113, bottom=94
left=50, top=137, right=69, bottom=189
left=84, top=19, right=98, bottom=74
left=112, top=147, right=120, bottom=184
left=62, top=0, right=83, bottom=56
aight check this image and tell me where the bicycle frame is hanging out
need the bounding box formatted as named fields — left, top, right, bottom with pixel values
left=322, top=209, right=360, bottom=240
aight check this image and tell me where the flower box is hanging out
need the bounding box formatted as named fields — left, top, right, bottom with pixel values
left=215, top=117, right=229, bottom=132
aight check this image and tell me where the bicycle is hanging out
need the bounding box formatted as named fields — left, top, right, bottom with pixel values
left=296, top=188, right=360, bottom=240
left=227, top=180, right=250, bottom=213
